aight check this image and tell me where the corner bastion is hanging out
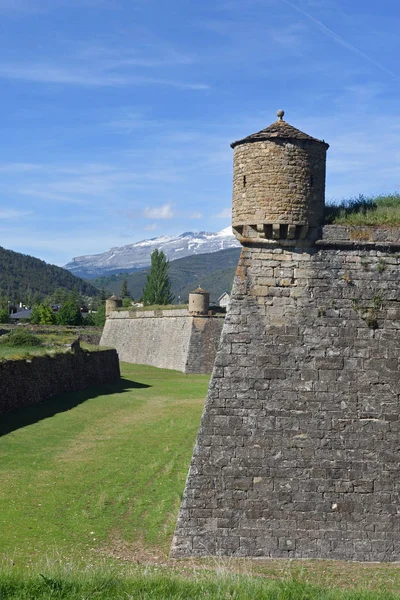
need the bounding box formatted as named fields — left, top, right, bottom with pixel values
left=171, top=111, right=400, bottom=561
left=100, top=306, right=224, bottom=374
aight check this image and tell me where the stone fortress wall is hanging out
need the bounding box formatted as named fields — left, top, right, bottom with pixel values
left=172, top=230, right=400, bottom=561
left=171, top=111, right=400, bottom=561
left=0, top=348, right=120, bottom=416
left=100, top=307, right=224, bottom=374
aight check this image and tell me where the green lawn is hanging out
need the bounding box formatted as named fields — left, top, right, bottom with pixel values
left=0, top=363, right=207, bottom=566
left=1, top=363, right=400, bottom=598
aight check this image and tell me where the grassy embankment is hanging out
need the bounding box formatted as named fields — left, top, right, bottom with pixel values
left=1, top=363, right=400, bottom=598
left=325, top=192, right=400, bottom=225
left=0, top=327, right=101, bottom=360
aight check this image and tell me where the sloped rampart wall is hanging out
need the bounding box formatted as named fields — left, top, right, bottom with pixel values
left=100, top=309, right=224, bottom=373
left=172, top=231, right=400, bottom=561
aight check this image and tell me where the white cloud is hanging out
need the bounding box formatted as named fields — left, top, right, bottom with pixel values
left=75, top=42, right=193, bottom=68
left=0, top=37, right=207, bottom=89
left=0, top=63, right=209, bottom=89
left=0, top=228, right=133, bottom=266
left=215, top=207, right=232, bottom=218
left=189, top=211, right=203, bottom=219
left=0, top=0, right=118, bottom=14
left=143, top=203, right=174, bottom=220
left=0, top=209, right=32, bottom=218
left=8, top=162, right=182, bottom=206
left=144, top=223, right=158, bottom=231
left=270, top=22, right=306, bottom=48
left=0, top=163, right=45, bottom=173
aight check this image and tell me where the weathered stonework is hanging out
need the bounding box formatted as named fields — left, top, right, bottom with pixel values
left=0, top=349, right=120, bottom=415
left=172, top=112, right=400, bottom=562
left=106, top=295, right=122, bottom=317
left=100, top=308, right=224, bottom=374
left=172, top=235, right=400, bottom=561
left=231, top=118, right=328, bottom=244
left=232, top=140, right=327, bottom=231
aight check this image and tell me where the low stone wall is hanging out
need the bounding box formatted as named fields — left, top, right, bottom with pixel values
left=322, top=224, right=400, bottom=245
left=100, top=309, right=224, bottom=373
left=0, top=349, right=120, bottom=415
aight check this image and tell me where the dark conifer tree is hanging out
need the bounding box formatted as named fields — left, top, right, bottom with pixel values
left=120, top=276, right=131, bottom=299
left=142, top=249, right=173, bottom=306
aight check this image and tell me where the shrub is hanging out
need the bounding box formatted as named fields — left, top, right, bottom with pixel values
left=0, top=308, right=9, bottom=323
left=0, top=329, right=42, bottom=347
left=83, top=313, right=96, bottom=326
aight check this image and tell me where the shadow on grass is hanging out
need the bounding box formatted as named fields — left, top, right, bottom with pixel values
left=0, top=377, right=151, bottom=437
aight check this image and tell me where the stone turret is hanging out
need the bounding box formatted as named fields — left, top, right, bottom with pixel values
left=105, top=295, right=122, bottom=318
left=188, top=287, right=209, bottom=315
left=231, top=109, right=329, bottom=245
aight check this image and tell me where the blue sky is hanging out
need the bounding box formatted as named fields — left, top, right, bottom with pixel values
left=0, top=0, right=399, bottom=266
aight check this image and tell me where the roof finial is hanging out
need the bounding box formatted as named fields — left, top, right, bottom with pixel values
left=276, top=109, right=285, bottom=121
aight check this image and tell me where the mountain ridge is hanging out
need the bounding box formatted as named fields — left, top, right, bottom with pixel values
left=91, top=247, right=242, bottom=303
left=0, top=246, right=99, bottom=302
left=64, top=227, right=240, bottom=279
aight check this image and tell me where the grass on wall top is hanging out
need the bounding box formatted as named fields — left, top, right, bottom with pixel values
left=115, top=303, right=188, bottom=312
left=325, top=193, right=400, bottom=225
left=0, top=327, right=99, bottom=360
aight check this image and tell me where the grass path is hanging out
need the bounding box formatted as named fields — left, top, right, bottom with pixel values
left=2, top=363, right=400, bottom=598
left=0, top=363, right=207, bottom=567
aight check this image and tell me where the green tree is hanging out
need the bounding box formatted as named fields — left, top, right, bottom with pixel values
left=57, top=298, right=83, bottom=326
left=93, top=304, right=106, bottom=327
left=142, top=249, right=173, bottom=306
left=49, top=288, right=69, bottom=305
left=30, top=303, right=56, bottom=325
left=120, top=276, right=131, bottom=299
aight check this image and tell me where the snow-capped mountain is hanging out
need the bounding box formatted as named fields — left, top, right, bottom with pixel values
left=64, top=227, right=240, bottom=279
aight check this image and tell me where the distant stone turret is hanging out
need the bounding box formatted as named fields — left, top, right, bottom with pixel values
left=105, top=295, right=122, bottom=318
left=231, top=110, right=329, bottom=244
left=188, top=287, right=209, bottom=315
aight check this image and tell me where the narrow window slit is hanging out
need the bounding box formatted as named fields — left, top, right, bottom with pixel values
left=243, top=175, right=246, bottom=187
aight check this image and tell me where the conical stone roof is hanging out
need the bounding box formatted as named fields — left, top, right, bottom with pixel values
left=231, top=115, right=329, bottom=149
